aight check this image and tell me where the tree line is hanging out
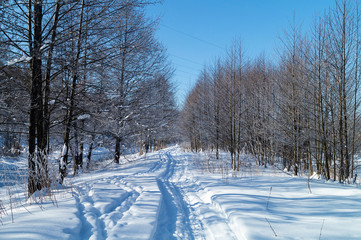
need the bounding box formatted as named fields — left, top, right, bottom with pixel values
left=0, top=0, right=178, bottom=195
left=181, top=0, right=361, bottom=183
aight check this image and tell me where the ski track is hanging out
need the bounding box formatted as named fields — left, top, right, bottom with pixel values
left=73, top=176, right=140, bottom=240
left=172, top=153, right=239, bottom=240
left=154, top=151, right=195, bottom=240
left=68, top=148, right=243, bottom=240
left=2, top=147, right=361, bottom=239
left=66, top=149, right=166, bottom=239
left=0, top=148, right=243, bottom=240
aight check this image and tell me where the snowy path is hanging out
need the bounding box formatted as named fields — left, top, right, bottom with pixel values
left=66, top=148, right=202, bottom=240
left=2, top=146, right=361, bottom=239
left=71, top=151, right=171, bottom=240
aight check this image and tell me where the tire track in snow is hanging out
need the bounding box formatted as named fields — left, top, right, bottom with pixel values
left=71, top=153, right=166, bottom=240
left=154, top=151, right=195, bottom=240
left=74, top=183, right=108, bottom=240
left=134, top=157, right=164, bottom=176
left=74, top=176, right=141, bottom=240
left=73, top=149, right=192, bottom=239
left=100, top=176, right=142, bottom=235
left=74, top=191, right=93, bottom=240
left=173, top=153, right=238, bottom=240
left=108, top=153, right=166, bottom=239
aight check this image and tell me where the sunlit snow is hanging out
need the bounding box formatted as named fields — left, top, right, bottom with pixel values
left=1, top=146, right=361, bottom=239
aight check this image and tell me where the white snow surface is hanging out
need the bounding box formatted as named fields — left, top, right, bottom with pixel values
left=1, top=145, right=361, bottom=239
left=7, top=56, right=32, bottom=66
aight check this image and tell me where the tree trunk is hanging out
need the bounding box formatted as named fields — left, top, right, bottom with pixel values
left=86, top=141, right=93, bottom=170
left=114, top=137, right=121, bottom=164
left=73, top=121, right=79, bottom=176
left=28, top=0, right=46, bottom=195
left=59, top=0, right=85, bottom=184
left=351, top=4, right=359, bottom=179
left=43, top=0, right=62, bottom=154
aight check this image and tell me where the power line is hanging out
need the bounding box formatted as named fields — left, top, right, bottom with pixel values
left=173, top=62, right=201, bottom=72
left=161, top=23, right=226, bottom=50
left=176, top=69, right=197, bottom=76
left=169, top=53, right=204, bottom=66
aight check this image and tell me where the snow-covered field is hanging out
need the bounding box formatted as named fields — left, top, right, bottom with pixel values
left=1, top=146, right=361, bottom=239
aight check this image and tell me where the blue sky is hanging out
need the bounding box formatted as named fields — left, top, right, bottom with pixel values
left=147, top=0, right=333, bottom=107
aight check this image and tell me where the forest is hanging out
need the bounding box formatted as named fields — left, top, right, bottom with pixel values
left=181, top=0, right=361, bottom=183
left=2, top=1, right=361, bottom=239
left=1, top=0, right=361, bottom=198
left=0, top=0, right=178, bottom=195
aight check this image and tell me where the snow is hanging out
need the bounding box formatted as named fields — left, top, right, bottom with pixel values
left=7, top=56, right=32, bottom=66
left=77, top=114, right=91, bottom=120
left=1, top=146, right=361, bottom=239
left=59, top=144, right=67, bottom=171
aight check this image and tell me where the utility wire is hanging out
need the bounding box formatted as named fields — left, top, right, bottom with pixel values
left=161, top=23, right=226, bottom=50
left=160, top=24, right=221, bottom=79
left=173, top=62, right=201, bottom=72
left=169, top=53, right=204, bottom=66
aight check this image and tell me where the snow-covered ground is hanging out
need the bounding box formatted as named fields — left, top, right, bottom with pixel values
left=1, top=146, right=361, bottom=239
